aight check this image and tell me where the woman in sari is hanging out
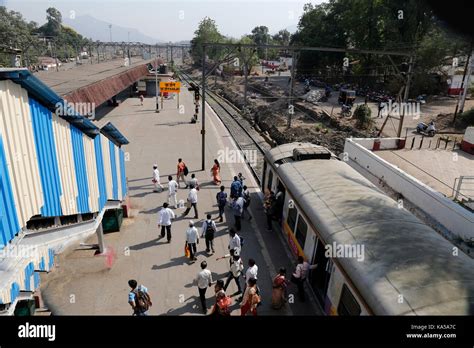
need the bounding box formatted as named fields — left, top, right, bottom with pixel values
left=271, top=268, right=287, bottom=310
left=211, top=159, right=221, bottom=185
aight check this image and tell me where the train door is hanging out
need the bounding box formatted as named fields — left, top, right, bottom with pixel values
left=274, top=180, right=285, bottom=222
left=309, top=239, right=332, bottom=308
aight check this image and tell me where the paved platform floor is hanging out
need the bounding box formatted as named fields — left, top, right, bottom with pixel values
left=39, top=86, right=322, bottom=316
left=377, top=148, right=474, bottom=198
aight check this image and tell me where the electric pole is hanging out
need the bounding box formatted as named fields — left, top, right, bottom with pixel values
left=201, top=44, right=206, bottom=171
left=454, top=47, right=473, bottom=123
left=396, top=55, right=415, bottom=138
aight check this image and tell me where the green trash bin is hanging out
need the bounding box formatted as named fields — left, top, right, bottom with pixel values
left=102, top=208, right=124, bottom=233
left=14, top=299, right=36, bottom=316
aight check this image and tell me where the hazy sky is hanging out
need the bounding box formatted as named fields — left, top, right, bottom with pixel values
left=4, top=0, right=324, bottom=42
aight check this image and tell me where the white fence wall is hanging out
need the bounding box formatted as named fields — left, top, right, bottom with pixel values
left=343, top=138, right=474, bottom=240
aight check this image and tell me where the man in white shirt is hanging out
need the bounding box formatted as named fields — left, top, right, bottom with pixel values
left=182, top=184, right=198, bottom=219
left=232, top=196, right=245, bottom=231
left=186, top=220, right=199, bottom=262
left=152, top=164, right=164, bottom=192
left=167, top=175, right=178, bottom=208
left=291, top=255, right=317, bottom=302
left=228, top=228, right=241, bottom=255
left=195, top=261, right=213, bottom=314
left=158, top=202, right=175, bottom=243
left=224, top=253, right=243, bottom=294
left=238, top=258, right=258, bottom=302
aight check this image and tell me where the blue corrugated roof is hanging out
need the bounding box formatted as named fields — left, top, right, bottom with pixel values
left=0, top=68, right=100, bottom=138
left=101, top=122, right=129, bottom=146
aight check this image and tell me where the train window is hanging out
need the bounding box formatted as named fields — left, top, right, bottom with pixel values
left=287, top=206, right=298, bottom=233
left=337, top=284, right=361, bottom=316
left=295, top=215, right=307, bottom=248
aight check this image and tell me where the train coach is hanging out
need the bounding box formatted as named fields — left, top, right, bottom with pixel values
left=262, top=142, right=474, bottom=315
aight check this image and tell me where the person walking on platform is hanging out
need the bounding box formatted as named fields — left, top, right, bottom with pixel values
left=230, top=176, right=243, bottom=199
left=291, top=256, right=317, bottom=302
left=182, top=184, right=199, bottom=219
left=177, top=158, right=188, bottom=189
left=216, top=186, right=227, bottom=222
left=195, top=261, right=213, bottom=314
left=242, top=185, right=252, bottom=221
left=211, top=159, right=221, bottom=185
left=168, top=175, right=178, bottom=208
left=128, top=280, right=152, bottom=316
left=222, top=252, right=244, bottom=295
left=210, top=280, right=231, bottom=316
left=188, top=173, right=199, bottom=190
left=240, top=277, right=260, bottom=316
left=232, top=196, right=245, bottom=232
left=239, top=258, right=258, bottom=302
left=201, top=214, right=217, bottom=254
left=272, top=268, right=288, bottom=309
left=186, top=220, right=199, bottom=262
left=228, top=228, right=241, bottom=255
left=152, top=164, right=164, bottom=192
left=158, top=202, right=175, bottom=243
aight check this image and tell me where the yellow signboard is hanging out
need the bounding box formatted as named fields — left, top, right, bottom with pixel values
left=159, top=81, right=181, bottom=93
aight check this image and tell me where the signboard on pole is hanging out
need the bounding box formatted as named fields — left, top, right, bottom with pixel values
left=159, top=81, right=181, bottom=93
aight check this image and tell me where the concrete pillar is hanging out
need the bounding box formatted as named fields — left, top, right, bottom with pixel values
left=96, top=223, right=105, bottom=254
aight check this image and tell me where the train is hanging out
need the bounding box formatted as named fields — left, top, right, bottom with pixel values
left=262, top=142, right=474, bottom=315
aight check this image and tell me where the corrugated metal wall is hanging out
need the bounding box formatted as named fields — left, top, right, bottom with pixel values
left=70, top=125, right=90, bottom=213
left=83, top=134, right=100, bottom=213
left=94, top=136, right=107, bottom=211
left=101, top=135, right=113, bottom=199
left=119, top=149, right=127, bottom=197
left=0, top=80, right=43, bottom=229
left=52, top=114, right=78, bottom=216
left=0, top=136, right=20, bottom=248
left=115, top=144, right=122, bottom=200
left=108, top=139, right=118, bottom=200
left=29, top=98, right=63, bottom=217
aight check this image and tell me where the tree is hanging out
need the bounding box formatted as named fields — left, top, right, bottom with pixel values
left=42, top=7, right=63, bottom=36
left=251, top=26, right=271, bottom=58
left=190, top=17, right=224, bottom=64
left=353, top=104, right=373, bottom=129
left=0, top=6, right=44, bottom=67
left=291, top=0, right=470, bottom=95
left=273, top=29, right=291, bottom=46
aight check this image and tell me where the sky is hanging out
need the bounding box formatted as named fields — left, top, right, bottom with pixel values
left=3, top=0, right=324, bottom=42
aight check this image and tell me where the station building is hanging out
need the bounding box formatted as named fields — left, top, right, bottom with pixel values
left=0, top=68, right=129, bottom=315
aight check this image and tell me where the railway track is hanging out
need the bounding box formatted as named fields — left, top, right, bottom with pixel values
left=177, top=68, right=270, bottom=185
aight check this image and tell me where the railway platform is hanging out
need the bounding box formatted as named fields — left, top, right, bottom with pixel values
left=39, top=81, right=322, bottom=315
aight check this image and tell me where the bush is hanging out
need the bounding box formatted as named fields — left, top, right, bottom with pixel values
left=458, top=108, right=474, bottom=127
left=353, top=104, right=373, bottom=129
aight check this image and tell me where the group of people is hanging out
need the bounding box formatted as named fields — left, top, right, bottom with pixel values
left=127, top=158, right=316, bottom=316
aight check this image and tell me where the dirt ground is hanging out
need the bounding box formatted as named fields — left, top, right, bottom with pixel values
left=186, top=67, right=472, bottom=155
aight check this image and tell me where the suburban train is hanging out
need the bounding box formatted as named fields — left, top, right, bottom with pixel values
left=262, top=142, right=474, bottom=315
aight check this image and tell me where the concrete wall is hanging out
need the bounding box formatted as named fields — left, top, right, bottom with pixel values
left=346, top=137, right=401, bottom=151
left=343, top=138, right=474, bottom=241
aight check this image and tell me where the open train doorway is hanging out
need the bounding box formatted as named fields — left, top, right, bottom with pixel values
left=309, top=239, right=332, bottom=310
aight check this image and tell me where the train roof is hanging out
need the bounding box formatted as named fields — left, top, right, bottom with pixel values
left=267, top=143, right=474, bottom=315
